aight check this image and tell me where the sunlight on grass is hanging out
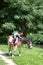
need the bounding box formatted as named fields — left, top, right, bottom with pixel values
left=0, top=44, right=43, bottom=65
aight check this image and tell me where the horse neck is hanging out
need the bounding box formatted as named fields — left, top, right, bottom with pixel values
left=18, top=38, right=22, bottom=43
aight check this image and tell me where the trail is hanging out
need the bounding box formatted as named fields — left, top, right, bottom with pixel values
left=0, top=50, right=17, bottom=65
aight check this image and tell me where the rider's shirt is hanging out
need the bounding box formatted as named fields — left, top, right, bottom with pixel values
left=14, top=32, right=20, bottom=40
left=14, top=32, right=20, bottom=36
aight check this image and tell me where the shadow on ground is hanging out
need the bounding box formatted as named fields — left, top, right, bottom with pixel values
left=0, top=52, right=20, bottom=57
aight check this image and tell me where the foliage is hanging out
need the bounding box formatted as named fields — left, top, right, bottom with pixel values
left=0, top=36, right=7, bottom=43
left=27, top=32, right=43, bottom=43
left=0, top=0, right=43, bottom=39
left=2, top=22, right=16, bottom=31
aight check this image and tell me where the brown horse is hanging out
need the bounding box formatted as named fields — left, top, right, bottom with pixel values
left=7, top=35, right=32, bottom=56
left=7, top=35, right=22, bottom=56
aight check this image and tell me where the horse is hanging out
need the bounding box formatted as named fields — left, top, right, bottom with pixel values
left=7, top=35, right=22, bottom=56
left=21, top=37, right=32, bottom=48
left=7, top=35, right=32, bottom=56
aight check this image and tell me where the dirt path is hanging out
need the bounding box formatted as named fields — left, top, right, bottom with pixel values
left=0, top=50, right=17, bottom=65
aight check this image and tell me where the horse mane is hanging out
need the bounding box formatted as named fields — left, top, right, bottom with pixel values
left=22, top=37, right=31, bottom=43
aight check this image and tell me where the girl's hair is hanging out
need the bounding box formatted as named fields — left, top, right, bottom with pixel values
left=18, top=30, right=23, bottom=33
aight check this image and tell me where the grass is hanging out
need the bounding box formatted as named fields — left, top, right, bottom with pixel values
left=0, top=57, right=6, bottom=65
left=0, top=43, right=43, bottom=65
left=0, top=43, right=8, bottom=52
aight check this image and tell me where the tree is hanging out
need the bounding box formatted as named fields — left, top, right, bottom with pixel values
left=0, top=0, right=43, bottom=36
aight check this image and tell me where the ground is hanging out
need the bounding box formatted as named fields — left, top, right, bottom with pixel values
left=0, top=57, right=6, bottom=65
left=0, top=43, right=43, bottom=65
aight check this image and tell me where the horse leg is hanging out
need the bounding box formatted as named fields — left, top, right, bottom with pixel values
left=18, top=46, right=21, bottom=56
left=12, top=45, right=17, bottom=57
left=8, top=42, right=11, bottom=55
left=29, top=42, right=32, bottom=49
left=12, top=45, right=17, bottom=55
left=18, top=41, right=22, bottom=56
left=10, top=44, right=13, bottom=55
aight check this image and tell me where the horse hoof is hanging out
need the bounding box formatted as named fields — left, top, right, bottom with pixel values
left=30, top=46, right=32, bottom=49
left=19, top=54, right=21, bottom=57
left=8, top=52, right=11, bottom=55
left=8, top=51, right=12, bottom=55
left=12, top=55, right=14, bottom=57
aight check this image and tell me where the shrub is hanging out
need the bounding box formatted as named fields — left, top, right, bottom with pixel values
left=0, top=36, right=7, bottom=43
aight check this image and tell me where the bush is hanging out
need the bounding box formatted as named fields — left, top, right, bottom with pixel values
left=27, top=33, right=43, bottom=44
left=0, top=36, right=7, bottom=43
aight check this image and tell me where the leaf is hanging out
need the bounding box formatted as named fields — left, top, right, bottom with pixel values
left=2, top=23, right=16, bottom=31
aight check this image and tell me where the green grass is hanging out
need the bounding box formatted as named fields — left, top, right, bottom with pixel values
left=0, top=57, right=6, bottom=65
left=0, top=43, right=43, bottom=65
left=0, top=43, right=8, bottom=52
